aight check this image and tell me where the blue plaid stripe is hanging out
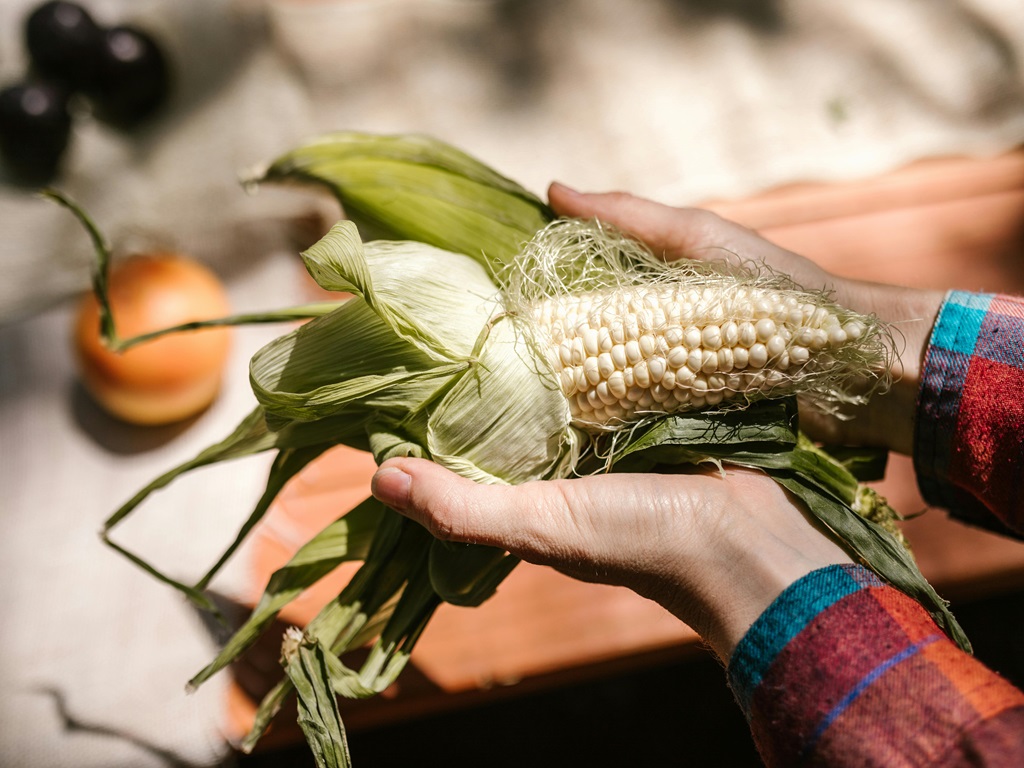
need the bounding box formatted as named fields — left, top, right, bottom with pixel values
left=930, top=291, right=991, bottom=354
left=799, top=634, right=943, bottom=760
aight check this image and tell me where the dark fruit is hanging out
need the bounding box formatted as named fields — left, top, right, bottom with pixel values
left=89, top=25, right=170, bottom=128
left=0, top=81, right=72, bottom=185
left=24, top=1, right=103, bottom=91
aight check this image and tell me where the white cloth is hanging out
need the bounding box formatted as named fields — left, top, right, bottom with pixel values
left=1, top=0, right=1023, bottom=765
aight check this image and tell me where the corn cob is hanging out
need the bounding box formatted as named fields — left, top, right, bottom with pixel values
left=504, top=218, right=889, bottom=433
left=535, top=285, right=865, bottom=424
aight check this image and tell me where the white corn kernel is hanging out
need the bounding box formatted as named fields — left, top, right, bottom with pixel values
left=702, top=324, right=722, bottom=350
left=639, top=334, right=657, bottom=358
left=648, top=357, right=667, bottom=384
left=675, top=366, right=696, bottom=387
left=687, top=349, right=703, bottom=372
left=755, top=318, right=777, bottom=342
left=634, top=360, right=651, bottom=388
left=828, top=326, right=848, bottom=345
left=701, top=349, right=718, bottom=374
left=738, top=321, right=757, bottom=347
left=717, top=347, right=734, bottom=373
left=721, top=320, right=739, bottom=347
left=843, top=320, right=864, bottom=340
left=808, top=329, right=829, bottom=351
left=607, top=371, right=627, bottom=399
left=596, top=381, right=617, bottom=406
left=610, top=321, right=625, bottom=344
left=558, top=340, right=573, bottom=368
left=637, top=309, right=655, bottom=331
left=733, top=346, right=749, bottom=369
left=573, top=366, right=588, bottom=392
left=625, top=339, right=642, bottom=365
left=611, top=344, right=627, bottom=369
left=624, top=314, right=640, bottom=340
left=749, top=343, right=768, bottom=368
left=650, top=384, right=671, bottom=404
left=667, top=346, right=689, bottom=368
left=571, top=337, right=586, bottom=365
left=766, top=335, right=787, bottom=359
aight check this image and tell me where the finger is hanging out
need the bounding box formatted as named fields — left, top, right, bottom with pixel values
left=547, top=183, right=833, bottom=291
left=548, top=182, right=721, bottom=257
left=370, top=457, right=582, bottom=564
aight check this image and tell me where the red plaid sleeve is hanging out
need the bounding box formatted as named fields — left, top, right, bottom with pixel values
left=728, top=565, right=1024, bottom=766
left=914, top=291, right=1024, bottom=537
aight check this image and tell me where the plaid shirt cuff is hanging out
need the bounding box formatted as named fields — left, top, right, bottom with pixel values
left=728, top=564, right=1024, bottom=766
left=914, top=290, right=1024, bottom=538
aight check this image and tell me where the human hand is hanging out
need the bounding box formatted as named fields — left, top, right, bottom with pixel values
left=547, top=183, right=945, bottom=455
left=372, top=457, right=852, bottom=661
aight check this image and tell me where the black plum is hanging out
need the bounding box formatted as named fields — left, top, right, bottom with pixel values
left=25, top=1, right=103, bottom=91
left=89, top=25, right=171, bottom=128
left=0, top=81, right=73, bottom=184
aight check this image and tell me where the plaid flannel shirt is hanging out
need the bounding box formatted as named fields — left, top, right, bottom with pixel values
left=728, top=291, right=1024, bottom=766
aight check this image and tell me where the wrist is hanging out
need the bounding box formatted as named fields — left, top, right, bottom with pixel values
left=806, top=281, right=944, bottom=455
left=654, top=470, right=853, bottom=662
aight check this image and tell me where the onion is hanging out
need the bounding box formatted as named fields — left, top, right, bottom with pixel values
left=73, top=252, right=232, bottom=425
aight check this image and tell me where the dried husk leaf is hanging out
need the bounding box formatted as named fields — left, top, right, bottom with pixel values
left=426, top=317, right=579, bottom=485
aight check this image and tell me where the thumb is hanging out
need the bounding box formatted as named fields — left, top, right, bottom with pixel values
left=369, top=457, right=711, bottom=591
left=369, top=457, right=577, bottom=564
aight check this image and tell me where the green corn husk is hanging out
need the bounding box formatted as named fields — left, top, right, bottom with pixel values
left=55, top=133, right=967, bottom=768
left=247, top=131, right=553, bottom=271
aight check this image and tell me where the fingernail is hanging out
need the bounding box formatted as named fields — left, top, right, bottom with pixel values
left=370, top=466, right=412, bottom=511
left=549, top=181, right=582, bottom=198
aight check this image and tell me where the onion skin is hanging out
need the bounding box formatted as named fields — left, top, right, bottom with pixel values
left=73, top=252, right=232, bottom=425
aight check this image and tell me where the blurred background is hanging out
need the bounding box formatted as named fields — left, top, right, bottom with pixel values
left=1, top=0, right=1023, bottom=765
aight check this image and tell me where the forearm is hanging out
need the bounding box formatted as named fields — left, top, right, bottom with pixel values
left=728, top=564, right=1024, bottom=767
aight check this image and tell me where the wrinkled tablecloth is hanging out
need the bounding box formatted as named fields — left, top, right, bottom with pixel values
left=1, top=0, right=1022, bottom=765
